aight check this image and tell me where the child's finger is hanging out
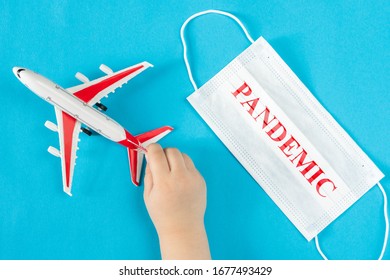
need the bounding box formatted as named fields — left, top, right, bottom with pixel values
left=164, top=148, right=186, bottom=171
left=144, top=163, right=153, bottom=196
left=182, top=153, right=196, bottom=170
left=146, top=143, right=170, bottom=179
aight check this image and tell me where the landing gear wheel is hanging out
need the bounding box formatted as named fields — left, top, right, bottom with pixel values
left=81, top=127, right=92, bottom=136
left=96, top=102, right=107, bottom=111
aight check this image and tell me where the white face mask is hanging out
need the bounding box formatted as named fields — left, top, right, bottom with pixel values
left=180, top=10, right=388, bottom=259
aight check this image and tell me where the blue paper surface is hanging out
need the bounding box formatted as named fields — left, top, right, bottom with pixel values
left=0, top=0, right=388, bottom=260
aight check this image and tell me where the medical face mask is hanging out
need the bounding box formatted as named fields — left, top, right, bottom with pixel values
left=180, top=10, right=388, bottom=259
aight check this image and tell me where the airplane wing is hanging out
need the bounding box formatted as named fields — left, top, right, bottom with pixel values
left=53, top=107, right=81, bottom=196
left=66, top=61, right=153, bottom=105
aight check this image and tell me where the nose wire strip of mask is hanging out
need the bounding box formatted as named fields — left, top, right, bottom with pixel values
left=180, top=9, right=255, bottom=91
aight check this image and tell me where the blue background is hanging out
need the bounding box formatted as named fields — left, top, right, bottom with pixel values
left=0, top=0, right=388, bottom=260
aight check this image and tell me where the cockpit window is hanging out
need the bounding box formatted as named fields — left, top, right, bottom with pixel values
left=17, top=68, right=25, bottom=78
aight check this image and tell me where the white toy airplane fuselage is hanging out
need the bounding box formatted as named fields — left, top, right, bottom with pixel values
left=13, top=62, right=172, bottom=196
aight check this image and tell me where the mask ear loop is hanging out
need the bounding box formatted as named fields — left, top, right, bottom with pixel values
left=180, top=9, right=255, bottom=91
left=315, top=182, right=389, bottom=260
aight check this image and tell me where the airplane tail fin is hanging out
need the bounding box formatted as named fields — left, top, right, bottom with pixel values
left=127, top=126, right=173, bottom=186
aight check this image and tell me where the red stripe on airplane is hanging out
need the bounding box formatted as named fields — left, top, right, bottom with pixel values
left=129, top=149, right=139, bottom=186
left=74, top=65, right=144, bottom=102
left=62, top=112, right=77, bottom=188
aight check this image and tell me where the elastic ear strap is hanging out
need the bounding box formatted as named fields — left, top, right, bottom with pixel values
left=378, top=182, right=389, bottom=260
left=315, top=182, right=389, bottom=260
left=180, top=9, right=255, bottom=91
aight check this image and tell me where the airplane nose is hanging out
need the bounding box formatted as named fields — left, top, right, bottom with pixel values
left=13, top=67, right=26, bottom=78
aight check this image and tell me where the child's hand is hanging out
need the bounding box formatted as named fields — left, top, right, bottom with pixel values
left=143, top=144, right=210, bottom=259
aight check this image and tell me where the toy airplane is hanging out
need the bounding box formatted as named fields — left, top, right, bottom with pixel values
left=13, top=62, right=172, bottom=196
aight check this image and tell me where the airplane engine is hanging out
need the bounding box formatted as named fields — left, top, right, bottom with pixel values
left=48, top=146, right=60, bottom=157
left=75, top=72, right=89, bottom=83
left=44, top=120, right=58, bottom=132
left=99, top=64, right=113, bottom=75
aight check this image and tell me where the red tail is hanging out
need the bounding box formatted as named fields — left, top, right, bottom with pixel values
left=127, top=126, right=173, bottom=186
